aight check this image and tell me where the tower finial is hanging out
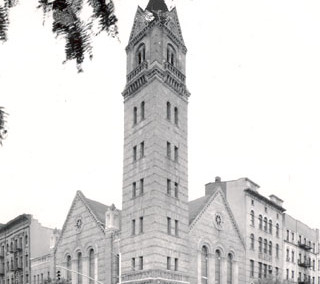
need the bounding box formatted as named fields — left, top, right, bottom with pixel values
left=146, top=0, right=169, bottom=12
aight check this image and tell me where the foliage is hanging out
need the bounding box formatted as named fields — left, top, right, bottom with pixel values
left=0, top=107, right=8, bottom=145
left=0, top=0, right=19, bottom=42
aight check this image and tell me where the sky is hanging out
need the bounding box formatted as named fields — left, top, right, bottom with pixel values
left=1, top=0, right=320, bottom=231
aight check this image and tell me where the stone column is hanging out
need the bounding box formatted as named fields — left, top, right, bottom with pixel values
left=208, top=253, right=215, bottom=284
left=221, top=257, right=227, bottom=284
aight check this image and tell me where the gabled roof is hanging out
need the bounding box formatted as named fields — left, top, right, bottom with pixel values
left=84, top=196, right=110, bottom=226
left=146, top=0, right=169, bottom=12
left=189, top=195, right=211, bottom=225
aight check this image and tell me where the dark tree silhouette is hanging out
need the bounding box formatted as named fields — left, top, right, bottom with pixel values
left=0, top=0, right=118, bottom=72
left=0, top=107, right=8, bottom=145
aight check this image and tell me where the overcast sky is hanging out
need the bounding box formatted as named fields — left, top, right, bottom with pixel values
left=1, top=0, right=320, bottom=231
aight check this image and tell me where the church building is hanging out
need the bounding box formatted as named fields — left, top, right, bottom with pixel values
left=54, top=1, right=246, bottom=283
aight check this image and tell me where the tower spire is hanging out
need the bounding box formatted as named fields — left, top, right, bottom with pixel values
left=145, top=0, right=168, bottom=12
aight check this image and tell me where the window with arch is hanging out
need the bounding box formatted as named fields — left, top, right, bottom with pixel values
left=141, top=101, right=145, bottom=121
left=136, top=43, right=145, bottom=65
left=25, top=235, right=28, bottom=246
left=227, top=253, right=233, bottom=284
left=269, top=241, right=272, bottom=256
left=66, top=255, right=72, bottom=282
left=167, top=44, right=176, bottom=66
left=77, top=252, right=83, bottom=284
left=166, top=102, right=171, bottom=120
left=269, top=219, right=272, bottom=234
left=258, top=215, right=262, bottom=230
left=250, top=234, right=254, bottom=250
left=174, top=107, right=178, bottom=125
left=250, top=210, right=255, bottom=226
left=89, top=249, right=95, bottom=284
left=201, top=246, right=208, bottom=284
left=215, top=250, right=221, bottom=284
left=258, top=237, right=262, bottom=253
left=264, top=217, right=268, bottom=231
left=263, top=239, right=267, bottom=254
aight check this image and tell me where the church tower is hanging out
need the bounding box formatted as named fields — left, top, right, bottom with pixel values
left=121, top=0, right=190, bottom=283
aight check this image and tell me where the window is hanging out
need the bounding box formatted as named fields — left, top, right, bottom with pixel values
left=292, top=251, right=295, bottom=263
left=66, top=255, right=72, bottom=282
left=115, top=254, right=120, bottom=284
left=250, top=210, right=255, bottom=226
left=258, top=237, right=262, bottom=253
left=276, top=223, right=279, bottom=237
left=175, top=220, right=179, bottom=236
left=251, top=199, right=254, bottom=206
left=286, top=269, right=289, bottom=280
left=174, top=258, right=178, bottom=271
left=167, top=179, right=171, bottom=195
left=269, top=220, right=272, bottom=234
left=264, top=217, right=268, bottom=231
left=264, top=239, right=267, bottom=254
left=89, top=249, right=95, bottom=284
left=167, top=44, right=176, bottom=66
left=167, top=217, right=171, bottom=234
left=141, top=101, right=145, bottom=121
left=133, top=107, right=137, bottom=125
left=269, top=241, right=272, bottom=256
left=133, top=146, right=137, bottom=162
left=275, top=267, right=279, bottom=276
left=250, top=234, right=254, bottom=250
left=258, top=215, right=263, bottom=229
left=25, top=254, right=28, bottom=267
left=139, top=217, right=143, bottom=234
left=132, top=182, right=137, bottom=198
left=140, top=179, right=144, bottom=195
left=313, top=259, right=315, bottom=270
left=131, top=258, right=135, bottom=271
left=201, top=246, right=208, bottom=284
left=263, top=264, right=267, bottom=278
left=292, top=270, right=294, bottom=280
left=276, top=244, right=279, bottom=258
left=132, top=219, right=136, bottom=235
left=166, top=102, right=171, bottom=120
left=174, top=107, right=178, bottom=125
left=167, top=142, right=171, bottom=158
left=136, top=43, right=145, bottom=65
left=167, top=257, right=171, bottom=270
left=258, top=262, right=262, bottom=278
left=265, top=207, right=268, bottom=213
left=215, top=250, right=221, bottom=284
left=227, top=254, right=233, bottom=284
left=25, top=235, right=28, bottom=246
left=250, top=260, right=254, bottom=278
left=77, top=252, right=83, bottom=284
left=139, top=256, right=143, bottom=270
left=174, top=182, right=178, bottom=198
left=140, top=142, right=144, bottom=158
left=286, top=230, right=289, bottom=241
left=286, top=248, right=289, bottom=261
left=292, top=232, right=295, bottom=242
left=174, top=146, right=179, bottom=162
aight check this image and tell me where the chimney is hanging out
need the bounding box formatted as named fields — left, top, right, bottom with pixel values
left=105, top=204, right=120, bottom=231
left=205, top=177, right=226, bottom=196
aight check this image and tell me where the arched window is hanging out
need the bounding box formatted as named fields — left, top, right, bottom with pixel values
left=133, top=107, right=137, bottom=125
left=250, top=210, right=255, bottom=226
left=166, top=102, right=171, bottom=120
left=77, top=252, right=82, bottom=284
left=89, top=249, right=95, bottom=284
left=269, top=219, right=272, bottom=234
left=66, top=255, right=72, bottom=282
left=215, top=250, right=221, bottom=284
left=25, top=235, right=28, bottom=246
left=201, top=246, right=208, bottom=284
left=258, top=215, right=262, bottom=230
left=276, top=223, right=279, bottom=237
left=141, top=101, right=145, bottom=121
left=250, top=234, right=254, bottom=250
left=227, top=254, right=233, bottom=284
left=258, top=237, right=262, bottom=253
left=136, top=43, right=145, bottom=65
left=167, top=44, right=176, bottom=66
left=264, top=217, right=268, bottom=231
left=269, top=241, right=272, bottom=256
left=174, top=107, right=178, bottom=125
left=264, top=239, right=267, bottom=253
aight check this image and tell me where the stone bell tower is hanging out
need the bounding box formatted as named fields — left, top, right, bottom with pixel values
left=121, top=0, right=190, bottom=283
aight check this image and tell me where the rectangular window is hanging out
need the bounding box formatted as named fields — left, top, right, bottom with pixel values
left=175, top=220, right=179, bottom=236
left=287, top=230, right=289, bottom=241
left=292, top=232, right=295, bottom=242
left=140, top=142, right=144, bottom=158
left=167, top=142, right=171, bottom=159
left=292, top=270, right=294, bottom=280
left=132, top=182, right=137, bottom=198
left=174, top=107, right=178, bottom=125
left=133, top=146, right=137, bottom=162
left=139, top=256, right=143, bottom=270
left=174, top=182, right=179, bottom=198
left=133, top=107, right=137, bottom=125
left=263, top=264, right=267, bottom=278
left=286, top=269, right=289, bottom=280
left=275, top=267, right=279, bottom=276
left=250, top=260, right=254, bottom=277
left=140, top=179, right=144, bottom=195
left=167, top=179, right=171, bottom=195
left=167, top=257, right=171, bottom=270
left=258, top=262, right=262, bottom=278
left=167, top=217, right=171, bottom=235
left=174, top=146, right=179, bottom=162
left=132, top=219, right=136, bottom=235
left=139, top=217, right=143, bottom=234
left=174, top=258, right=178, bottom=271
left=292, top=251, right=294, bottom=263
left=141, top=101, right=145, bottom=121
left=131, top=258, right=135, bottom=271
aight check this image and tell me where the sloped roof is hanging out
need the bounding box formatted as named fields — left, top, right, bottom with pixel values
left=188, top=195, right=211, bottom=225
left=83, top=196, right=110, bottom=225
left=146, top=0, right=168, bottom=12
